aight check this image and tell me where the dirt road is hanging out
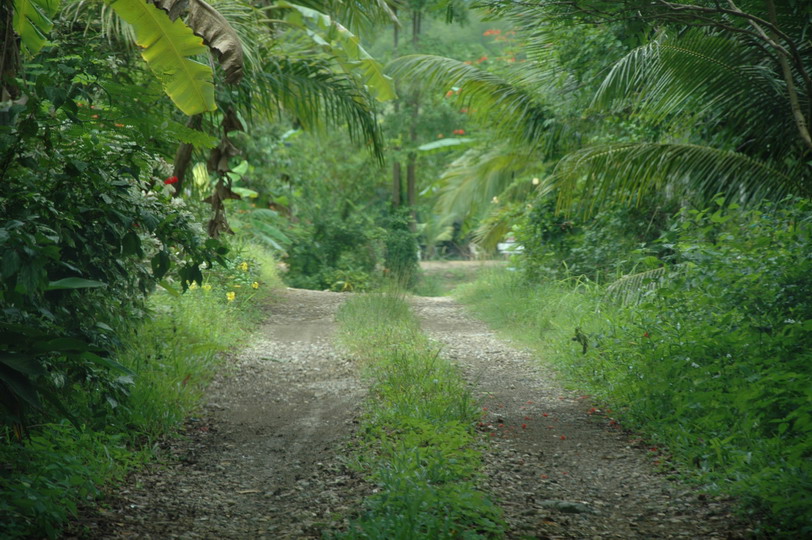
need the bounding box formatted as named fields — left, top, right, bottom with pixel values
left=71, top=289, right=368, bottom=539
left=70, top=287, right=749, bottom=539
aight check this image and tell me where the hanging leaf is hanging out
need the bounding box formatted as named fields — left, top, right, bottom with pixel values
left=12, top=0, right=60, bottom=54
left=150, top=0, right=244, bottom=84
left=107, top=0, right=216, bottom=115
left=46, top=277, right=108, bottom=290
left=274, top=1, right=395, bottom=102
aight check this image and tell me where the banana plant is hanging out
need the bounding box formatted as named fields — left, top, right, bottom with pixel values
left=9, top=0, right=244, bottom=115
left=12, top=0, right=61, bottom=54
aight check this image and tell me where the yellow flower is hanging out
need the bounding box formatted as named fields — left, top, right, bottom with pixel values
left=252, top=281, right=259, bottom=289
left=226, top=291, right=236, bottom=302
left=188, top=281, right=198, bottom=290
left=201, top=284, right=212, bottom=292
left=239, top=262, right=249, bottom=272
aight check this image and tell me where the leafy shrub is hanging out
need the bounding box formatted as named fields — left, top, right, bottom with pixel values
left=589, top=199, right=812, bottom=535
left=383, top=212, right=419, bottom=288
left=515, top=194, right=672, bottom=282
left=284, top=210, right=384, bottom=291
left=0, top=38, right=226, bottom=430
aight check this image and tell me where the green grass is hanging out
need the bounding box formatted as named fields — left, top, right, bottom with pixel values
left=413, top=263, right=506, bottom=297
left=0, top=243, right=281, bottom=539
left=456, top=266, right=812, bottom=537
left=336, top=291, right=504, bottom=539
left=455, top=268, right=608, bottom=376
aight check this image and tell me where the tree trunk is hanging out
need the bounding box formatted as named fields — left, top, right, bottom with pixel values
left=406, top=153, right=416, bottom=231
left=0, top=3, right=19, bottom=102
left=405, top=10, right=422, bottom=231
left=171, top=115, right=203, bottom=196
left=393, top=161, right=402, bottom=206
left=393, top=7, right=399, bottom=49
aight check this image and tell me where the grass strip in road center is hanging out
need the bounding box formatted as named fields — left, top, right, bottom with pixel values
left=335, top=291, right=504, bottom=539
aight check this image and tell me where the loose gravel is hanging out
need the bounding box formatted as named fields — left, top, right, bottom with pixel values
left=411, top=294, right=753, bottom=540
left=67, top=288, right=370, bottom=539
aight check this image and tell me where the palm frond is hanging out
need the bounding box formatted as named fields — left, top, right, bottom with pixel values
left=594, top=30, right=794, bottom=157
left=386, top=54, right=554, bottom=150
left=207, top=0, right=272, bottom=77
left=472, top=202, right=523, bottom=251
left=435, top=144, right=540, bottom=220
left=604, top=266, right=668, bottom=306
left=250, top=56, right=383, bottom=160
left=555, top=142, right=803, bottom=213
left=285, top=0, right=396, bottom=35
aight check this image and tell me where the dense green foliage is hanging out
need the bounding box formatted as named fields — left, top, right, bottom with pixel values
left=0, top=28, right=226, bottom=433
left=337, top=292, right=503, bottom=538
left=458, top=197, right=812, bottom=536
left=1, top=246, right=279, bottom=538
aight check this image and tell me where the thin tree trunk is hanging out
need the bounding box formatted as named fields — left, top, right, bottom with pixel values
left=393, top=7, right=399, bottom=49
left=404, top=9, right=422, bottom=231
left=764, top=0, right=812, bottom=151
left=406, top=153, right=416, bottom=231
left=393, top=161, right=402, bottom=206
left=171, top=115, right=203, bottom=196
left=1, top=3, right=19, bottom=102
left=391, top=7, right=402, bottom=207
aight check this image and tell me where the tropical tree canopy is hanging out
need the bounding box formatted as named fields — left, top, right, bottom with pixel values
left=387, top=0, right=811, bottom=228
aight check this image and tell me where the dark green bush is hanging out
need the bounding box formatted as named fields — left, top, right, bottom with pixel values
left=383, top=211, right=419, bottom=288
left=283, top=210, right=384, bottom=291
left=0, top=39, right=224, bottom=432
left=515, top=195, right=672, bottom=282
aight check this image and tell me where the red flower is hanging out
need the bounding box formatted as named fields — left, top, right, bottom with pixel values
left=164, top=176, right=179, bottom=185
left=521, top=423, right=527, bottom=430
left=476, top=56, right=488, bottom=64
left=452, top=129, right=466, bottom=135
left=643, top=331, right=650, bottom=338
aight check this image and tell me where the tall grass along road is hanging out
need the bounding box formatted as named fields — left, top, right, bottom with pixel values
left=411, top=294, right=751, bottom=539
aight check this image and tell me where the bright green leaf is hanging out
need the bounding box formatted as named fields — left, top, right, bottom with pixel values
left=12, top=0, right=60, bottom=54
left=107, top=0, right=216, bottom=115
